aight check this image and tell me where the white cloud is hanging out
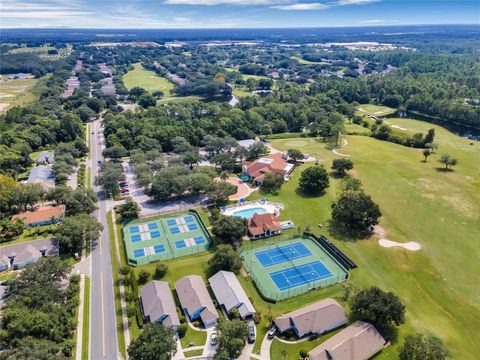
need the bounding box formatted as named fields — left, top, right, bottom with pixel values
left=358, top=19, right=395, bottom=24
left=338, top=0, right=379, bottom=5
left=173, top=17, right=190, bottom=21
left=272, top=2, right=329, bottom=10
left=164, top=0, right=284, bottom=5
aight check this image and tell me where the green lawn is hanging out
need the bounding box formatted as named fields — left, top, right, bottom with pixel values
left=0, top=77, right=39, bottom=112
left=0, top=225, right=55, bottom=247
left=356, top=104, right=396, bottom=117
left=123, top=63, right=174, bottom=96
left=232, top=86, right=257, bottom=98
left=184, top=348, right=204, bottom=358
left=82, top=276, right=90, bottom=360
left=180, top=327, right=207, bottom=348
left=156, top=96, right=202, bottom=105
left=270, top=327, right=344, bottom=360
left=8, top=45, right=54, bottom=54
left=257, top=118, right=480, bottom=359
left=290, top=56, right=329, bottom=65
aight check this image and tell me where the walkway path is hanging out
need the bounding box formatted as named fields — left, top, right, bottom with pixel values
left=275, top=335, right=309, bottom=344
left=259, top=333, right=272, bottom=360
left=224, top=177, right=257, bottom=201
left=74, top=274, right=85, bottom=360
left=332, top=138, right=350, bottom=157
left=173, top=337, right=185, bottom=360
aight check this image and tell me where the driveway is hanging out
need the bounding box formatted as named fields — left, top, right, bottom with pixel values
left=202, top=327, right=218, bottom=359
left=238, top=323, right=256, bottom=360
left=67, top=165, right=78, bottom=189
left=259, top=333, right=272, bottom=360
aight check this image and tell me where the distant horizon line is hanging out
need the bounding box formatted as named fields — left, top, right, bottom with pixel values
left=2, top=23, right=479, bottom=31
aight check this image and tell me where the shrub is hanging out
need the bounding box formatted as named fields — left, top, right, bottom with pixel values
left=138, top=270, right=150, bottom=284
left=127, top=304, right=137, bottom=318
left=253, top=312, right=262, bottom=325
left=300, top=349, right=308, bottom=358
left=229, top=308, right=240, bottom=320
left=154, top=263, right=168, bottom=279
left=177, top=323, right=188, bottom=338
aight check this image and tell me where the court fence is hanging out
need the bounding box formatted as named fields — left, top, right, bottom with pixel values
left=305, top=232, right=358, bottom=269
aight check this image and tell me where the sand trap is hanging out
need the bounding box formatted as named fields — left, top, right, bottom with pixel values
left=391, top=125, right=408, bottom=131
left=379, top=239, right=422, bottom=251
left=373, top=225, right=421, bottom=251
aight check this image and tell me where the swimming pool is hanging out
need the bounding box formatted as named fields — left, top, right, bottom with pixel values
left=233, top=207, right=267, bottom=219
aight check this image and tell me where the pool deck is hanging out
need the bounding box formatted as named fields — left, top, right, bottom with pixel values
left=221, top=200, right=283, bottom=217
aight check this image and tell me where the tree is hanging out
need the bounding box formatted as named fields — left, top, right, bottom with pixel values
left=399, top=333, right=449, bottom=360
left=208, top=182, right=237, bottom=206
left=0, top=218, right=24, bottom=240
left=1, top=337, right=67, bottom=360
left=152, top=90, right=164, bottom=99
left=155, top=263, right=168, bottom=279
left=331, top=158, right=354, bottom=176
left=56, top=214, right=103, bottom=255
left=422, top=149, right=431, bottom=162
left=261, top=172, right=284, bottom=193
left=298, top=166, right=330, bottom=194
left=339, top=177, right=363, bottom=194
left=0, top=174, right=16, bottom=211
left=138, top=270, right=150, bottom=284
left=97, top=162, right=125, bottom=197
left=138, top=94, right=157, bottom=108
left=350, top=287, right=406, bottom=327
left=331, top=192, right=381, bottom=233
left=211, top=215, right=247, bottom=245
left=129, top=87, right=146, bottom=100
left=127, top=323, right=176, bottom=360
left=207, top=244, right=243, bottom=276
left=214, top=319, right=248, bottom=360
left=177, top=323, right=188, bottom=338
left=119, top=198, right=140, bottom=219
left=287, top=148, right=303, bottom=163
left=438, top=154, right=457, bottom=170
left=246, top=143, right=267, bottom=161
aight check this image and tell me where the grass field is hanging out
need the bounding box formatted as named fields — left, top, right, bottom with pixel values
left=0, top=225, right=55, bottom=246
left=0, top=77, right=39, bottom=112
left=123, top=63, right=174, bottom=96
left=184, top=348, right=203, bottom=358
left=180, top=327, right=207, bottom=348
left=253, top=117, right=480, bottom=359
left=290, top=56, right=329, bottom=65
left=357, top=104, right=396, bottom=116
left=156, top=96, right=202, bottom=104
left=82, top=276, right=90, bottom=360
left=8, top=45, right=54, bottom=54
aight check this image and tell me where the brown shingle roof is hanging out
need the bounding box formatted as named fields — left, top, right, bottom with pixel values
left=11, top=205, right=65, bottom=225
left=309, top=321, right=386, bottom=360
left=274, top=299, right=347, bottom=336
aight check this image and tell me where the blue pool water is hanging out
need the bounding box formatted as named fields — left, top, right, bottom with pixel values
left=232, top=207, right=267, bottom=219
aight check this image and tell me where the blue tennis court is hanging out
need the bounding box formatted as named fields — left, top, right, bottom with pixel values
left=255, top=242, right=312, bottom=267
left=131, top=234, right=142, bottom=243
left=133, top=249, right=145, bottom=258
left=188, top=223, right=198, bottom=231
left=185, top=216, right=194, bottom=222
left=170, top=227, right=180, bottom=234
left=130, top=226, right=140, bottom=233
left=167, top=219, right=177, bottom=226
left=148, top=223, right=158, bottom=230
left=154, top=245, right=165, bottom=253
left=270, top=261, right=332, bottom=291
left=194, top=236, right=205, bottom=244
left=151, top=231, right=161, bottom=239
left=175, top=240, right=186, bottom=248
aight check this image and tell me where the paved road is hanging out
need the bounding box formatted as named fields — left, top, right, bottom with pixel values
left=89, top=119, right=119, bottom=360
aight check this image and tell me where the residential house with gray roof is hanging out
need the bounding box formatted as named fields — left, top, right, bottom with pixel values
left=140, top=280, right=180, bottom=331
left=209, top=270, right=256, bottom=320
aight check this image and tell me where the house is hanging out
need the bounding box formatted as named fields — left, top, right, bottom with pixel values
left=27, top=165, right=55, bottom=189
left=140, top=281, right=180, bottom=331
left=247, top=213, right=282, bottom=239
left=309, top=321, right=386, bottom=360
left=274, top=299, right=347, bottom=338
left=12, top=204, right=65, bottom=228
left=242, top=153, right=294, bottom=186
left=35, top=151, right=55, bottom=165
left=237, top=139, right=261, bottom=150
left=0, top=238, right=59, bottom=271
left=174, top=275, right=219, bottom=328
left=208, top=271, right=256, bottom=320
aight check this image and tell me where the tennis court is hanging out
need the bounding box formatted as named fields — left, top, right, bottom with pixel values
left=123, top=211, right=212, bottom=266
left=240, top=236, right=349, bottom=301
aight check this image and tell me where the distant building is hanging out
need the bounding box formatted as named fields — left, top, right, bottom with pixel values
left=35, top=151, right=55, bottom=165
left=237, top=139, right=262, bottom=150
left=27, top=165, right=55, bottom=189
left=0, top=237, right=59, bottom=271
left=11, top=204, right=65, bottom=228
left=309, top=321, right=386, bottom=360
left=274, top=299, right=347, bottom=338
left=174, top=275, right=219, bottom=328
left=140, top=280, right=180, bottom=331
left=209, top=271, right=256, bottom=320
left=247, top=213, right=282, bottom=239
left=242, top=153, right=294, bottom=186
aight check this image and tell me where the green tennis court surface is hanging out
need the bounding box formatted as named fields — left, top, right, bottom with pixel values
left=123, top=212, right=211, bottom=266
left=240, top=236, right=349, bottom=301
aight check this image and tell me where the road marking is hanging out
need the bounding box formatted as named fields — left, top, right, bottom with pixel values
left=101, top=271, right=106, bottom=358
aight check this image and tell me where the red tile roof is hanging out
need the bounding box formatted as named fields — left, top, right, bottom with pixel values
left=248, top=213, right=282, bottom=236
left=243, top=153, right=287, bottom=180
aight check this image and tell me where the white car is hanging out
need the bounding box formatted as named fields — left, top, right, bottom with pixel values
left=210, top=331, right=218, bottom=346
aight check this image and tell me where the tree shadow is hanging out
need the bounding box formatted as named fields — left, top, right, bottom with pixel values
left=294, top=187, right=327, bottom=199
left=329, top=171, right=346, bottom=180
left=434, top=167, right=455, bottom=173
left=327, top=219, right=373, bottom=242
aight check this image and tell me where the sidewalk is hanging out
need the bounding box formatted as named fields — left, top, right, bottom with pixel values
left=111, top=211, right=131, bottom=349
left=75, top=274, right=85, bottom=360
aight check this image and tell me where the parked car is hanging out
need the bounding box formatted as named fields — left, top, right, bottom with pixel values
left=97, top=160, right=101, bottom=164
left=267, top=326, right=278, bottom=340
left=210, top=331, right=218, bottom=346
left=248, top=321, right=256, bottom=344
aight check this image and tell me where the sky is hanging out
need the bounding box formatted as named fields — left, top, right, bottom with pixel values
left=1, top=0, right=479, bottom=28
